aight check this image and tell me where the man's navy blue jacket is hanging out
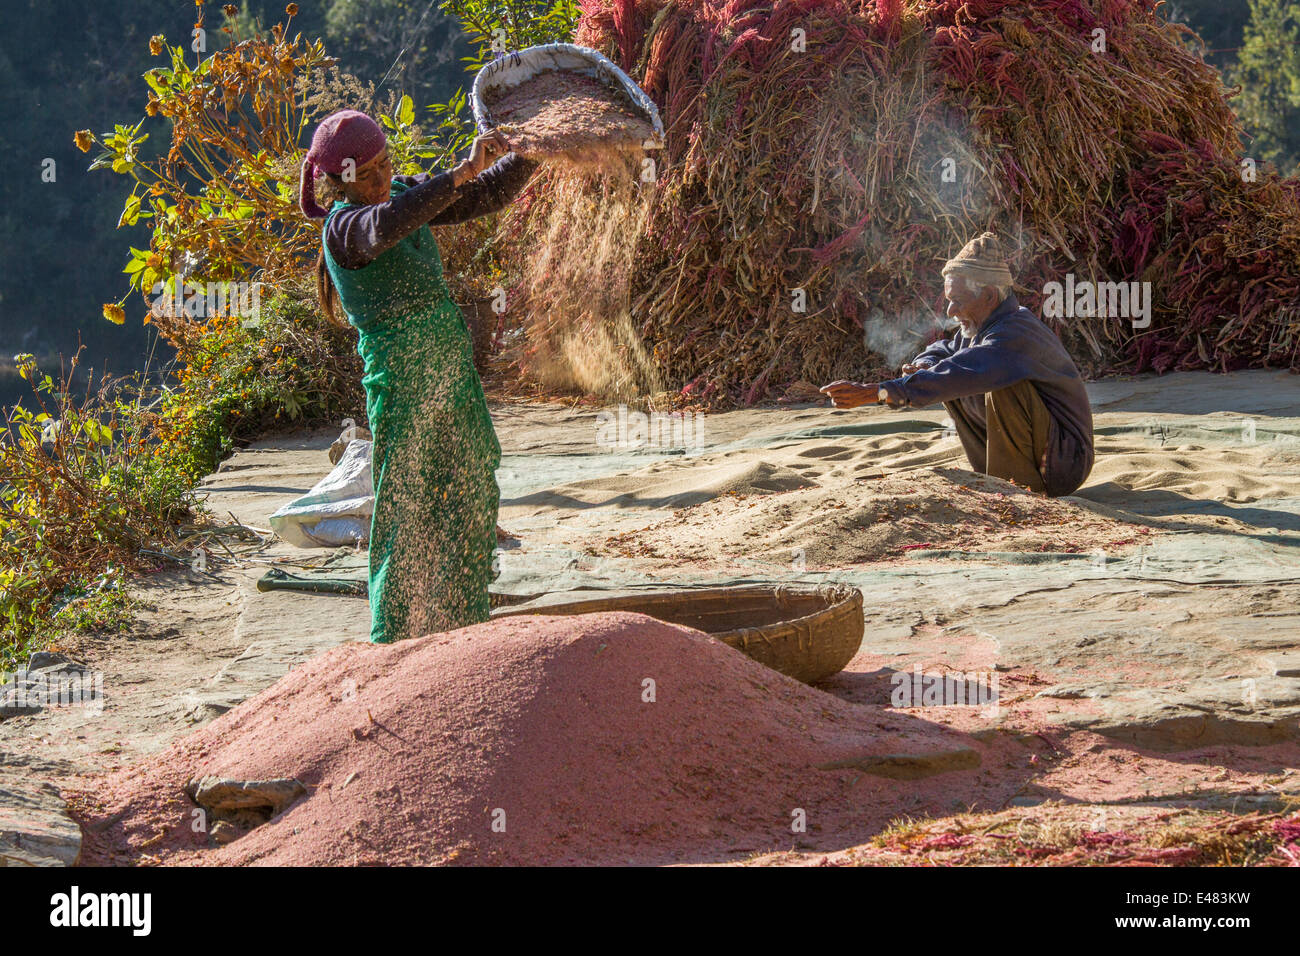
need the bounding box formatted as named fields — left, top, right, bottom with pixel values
left=879, top=294, right=1095, bottom=497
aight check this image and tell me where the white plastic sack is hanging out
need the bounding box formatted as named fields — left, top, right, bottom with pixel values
left=269, top=439, right=374, bottom=548
left=470, top=42, right=664, bottom=146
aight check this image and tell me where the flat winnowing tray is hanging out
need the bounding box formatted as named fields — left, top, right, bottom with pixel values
left=471, top=43, right=664, bottom=167
left=485, top=69, right=655, bottom=163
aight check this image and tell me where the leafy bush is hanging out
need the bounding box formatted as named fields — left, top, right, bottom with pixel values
left=0, top=354, right=192, bottom=667
left=69, top=7, right=375, bottom=468
left=78, top=13, right=331, bottom=318
left=150, top=288, right=365, bottom=483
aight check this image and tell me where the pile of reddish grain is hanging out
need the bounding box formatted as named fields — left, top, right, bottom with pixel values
left=71, top=611, right=996, bottom=866
left=487, top=70, right=654, bottom=165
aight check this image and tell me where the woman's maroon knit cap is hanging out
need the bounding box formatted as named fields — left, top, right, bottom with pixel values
left=299, top=109, right=387, bottom=219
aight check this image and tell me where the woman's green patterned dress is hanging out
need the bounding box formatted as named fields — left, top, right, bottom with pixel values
left=323, top=180, right=500, bottom=643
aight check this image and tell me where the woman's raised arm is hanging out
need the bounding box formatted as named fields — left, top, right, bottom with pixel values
left=427, top=153, right=539, bottom=226
left=324, top=172, right=464, bottom=269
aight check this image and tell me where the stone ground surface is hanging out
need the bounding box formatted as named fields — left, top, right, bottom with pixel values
left=3, top=370, right=1300, bottom=865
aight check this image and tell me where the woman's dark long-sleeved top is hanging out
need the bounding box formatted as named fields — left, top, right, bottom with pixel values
left=879, top=293, right=1095, bottom=496
left=324, top=154, right=537, bottom=270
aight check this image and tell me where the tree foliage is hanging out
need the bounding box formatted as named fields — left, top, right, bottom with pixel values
left=1230, top=0, right=1300, bottom=175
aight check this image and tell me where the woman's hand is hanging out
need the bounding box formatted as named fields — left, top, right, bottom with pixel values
left=473, top=130, right=510, bottom=168
left=452, top=131, right=510, bottom=186
left=820, top=380, right=880, bottom=409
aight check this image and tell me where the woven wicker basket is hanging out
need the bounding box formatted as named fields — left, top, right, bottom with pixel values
left=495, top=584, right=864, bottom=684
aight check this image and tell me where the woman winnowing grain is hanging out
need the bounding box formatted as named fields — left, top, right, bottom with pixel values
left=300, top=109, right=537, bottom=643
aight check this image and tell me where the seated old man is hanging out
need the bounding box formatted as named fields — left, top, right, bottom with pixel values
left=821, top=232, right=1095, bottom=497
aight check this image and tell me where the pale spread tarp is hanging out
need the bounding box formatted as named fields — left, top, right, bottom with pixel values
left=269, top=439, right=373, bottom=547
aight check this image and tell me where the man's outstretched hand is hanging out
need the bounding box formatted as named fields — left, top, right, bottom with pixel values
left=820, top=380, right=879, bottom=409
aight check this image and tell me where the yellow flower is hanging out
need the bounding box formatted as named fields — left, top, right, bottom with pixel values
left=149, top=35, right=164, bottom=56
left=286, top=3, right=299, bottom=15
left=102, top=304, right=126, bottom=325
left=74, top=130, right=94, bottom=153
